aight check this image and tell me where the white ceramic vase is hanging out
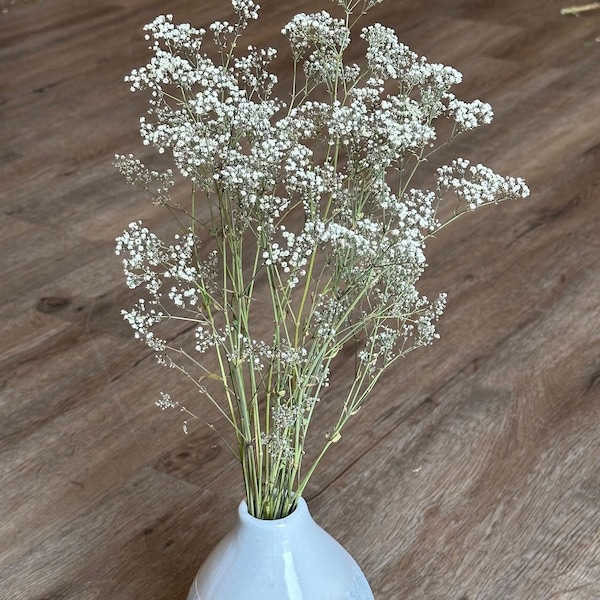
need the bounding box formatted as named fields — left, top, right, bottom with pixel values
left=186, top=497, right=374, bottom=600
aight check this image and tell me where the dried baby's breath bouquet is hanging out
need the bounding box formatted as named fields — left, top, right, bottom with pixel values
left=115, top=0, right=529, bottom=519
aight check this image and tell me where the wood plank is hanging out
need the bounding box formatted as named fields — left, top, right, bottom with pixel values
left=1, top=467, right=237, bottom=600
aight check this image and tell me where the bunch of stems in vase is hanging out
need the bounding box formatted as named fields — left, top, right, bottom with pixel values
left=116, top=0, right=529, bottom=519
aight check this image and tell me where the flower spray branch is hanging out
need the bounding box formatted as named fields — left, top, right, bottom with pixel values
left=116, top=0, right=529, bottom=519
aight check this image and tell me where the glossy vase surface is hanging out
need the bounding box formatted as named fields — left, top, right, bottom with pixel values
left=186, top=497, right=374, bottom=600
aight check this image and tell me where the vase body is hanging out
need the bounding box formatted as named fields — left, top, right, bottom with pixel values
left=186, top=497, right=374, bottom=600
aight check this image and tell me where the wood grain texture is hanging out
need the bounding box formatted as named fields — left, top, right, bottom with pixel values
left=1, top=0, right=599, bottom=598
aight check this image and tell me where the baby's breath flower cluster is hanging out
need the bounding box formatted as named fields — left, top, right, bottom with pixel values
left=115, top=0, right=529, bottom=519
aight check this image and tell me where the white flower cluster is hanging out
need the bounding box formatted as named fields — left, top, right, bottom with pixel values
left=282, top=11, right=349, bottom=60
left=143, top=14, right=206, bottom=52
left=127, top=16, right=206, bottom=95
left=327, top=84, right=437, bottom=171
left=211, top=0, right=259, bottom=42
left=114, top=154, right=174, bottom=205
left=116, top=0, right=530, bottom=513
left=115, top=220, right=199, bottom=297
left=231, top=0, right=260, bottom=22
left=263, top=221, right=324, bottom=288
left=121, top=298, right=166, bottom=352
left=118, top=0, right=530, bottom=380
left=261, top=394, right=319, bottom=465
left=156, top=391, right=176, bottom=410
left=361, top=24, right=462, bottom=94
left=116, top=221, right=218, bottom=355
left=448, top=97, right=494, bottom=131
left=437, top=158, right=530, bottom=210
left=234, top=45, right=278, bottom=99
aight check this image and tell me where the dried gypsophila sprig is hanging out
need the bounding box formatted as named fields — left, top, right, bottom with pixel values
left=115, top=0, right=529, bottom=519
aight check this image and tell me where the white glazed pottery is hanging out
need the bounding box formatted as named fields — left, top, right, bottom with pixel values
left=187, top=497, right=374, bottom=600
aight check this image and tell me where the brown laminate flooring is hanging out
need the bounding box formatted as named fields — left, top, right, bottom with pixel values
left=1, top=0, right=599, bottom=598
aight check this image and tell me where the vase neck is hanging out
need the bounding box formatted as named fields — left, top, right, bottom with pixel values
left=238, top=497, right=312, bottom=532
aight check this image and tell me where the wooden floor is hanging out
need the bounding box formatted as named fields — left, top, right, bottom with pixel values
left=1, top=0, right=599, bottom=598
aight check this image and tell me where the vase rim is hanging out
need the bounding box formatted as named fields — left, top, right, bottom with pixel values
left=238, top=496, right=309, bottom=526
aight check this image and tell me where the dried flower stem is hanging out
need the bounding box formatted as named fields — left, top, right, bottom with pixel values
left=560, top=3, right=600, bottom=15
